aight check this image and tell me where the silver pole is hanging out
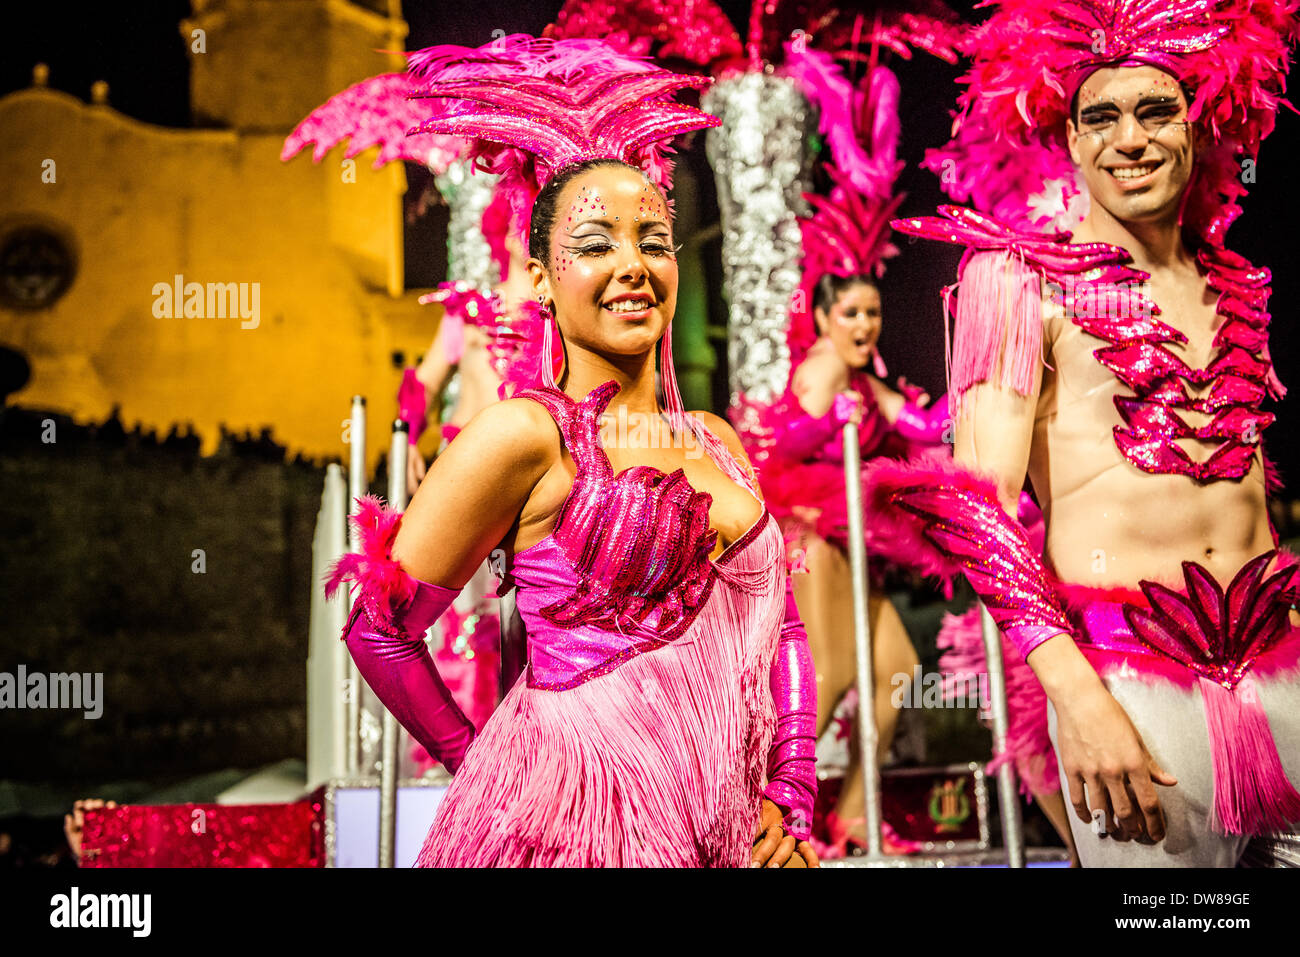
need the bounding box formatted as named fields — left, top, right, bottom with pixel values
left=979, top=605, right=1025, bottom=867
left=378, top=420, right=409, bottom=868
left=346, top=395, right=367, bottom=775
left=843, top=422, right=883, bottom=859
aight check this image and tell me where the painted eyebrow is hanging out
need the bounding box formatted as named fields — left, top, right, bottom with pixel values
left=1079, top=95, right=1181, bottom=118
left=566, top=218, right=670, bottom=233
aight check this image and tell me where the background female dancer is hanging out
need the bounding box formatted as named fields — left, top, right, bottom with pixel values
left=754, top=166, right=950, bottom=856
left=328, top=35, right=820, bottom=867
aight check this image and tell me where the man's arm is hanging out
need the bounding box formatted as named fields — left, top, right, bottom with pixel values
left=952, top=252, right=1176, bottom=842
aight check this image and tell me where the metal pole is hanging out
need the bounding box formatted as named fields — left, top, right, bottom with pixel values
left=346, top=396, right=367, bottom=775
left=378, top=420, right=409, bottom=868
left=979, top=605, right=1025, bottom=867
left=843, top=422, right=883, bottom=859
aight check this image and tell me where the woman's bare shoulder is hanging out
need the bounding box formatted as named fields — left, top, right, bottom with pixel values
left=447, top=396, right=563, bottom=474
left=686, top=410, right=759, bottom=486
left=792, top=346, right=846, bottom=394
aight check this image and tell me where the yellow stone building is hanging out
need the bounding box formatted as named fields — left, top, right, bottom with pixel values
left=0, top=0, right=439, bottom=467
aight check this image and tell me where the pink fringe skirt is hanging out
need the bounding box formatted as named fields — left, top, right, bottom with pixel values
left=415, top=523, right=785, bottom=867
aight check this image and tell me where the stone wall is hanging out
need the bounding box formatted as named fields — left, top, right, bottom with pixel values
left=1, top=406, right=335, bottom=788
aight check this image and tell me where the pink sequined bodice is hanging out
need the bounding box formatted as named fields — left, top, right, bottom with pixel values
left=509, top=380, right=775, bottom=691
left=894, top=207, right=1282, bottom=483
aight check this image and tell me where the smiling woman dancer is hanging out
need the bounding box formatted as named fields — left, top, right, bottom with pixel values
left=326, top=35, right=819, bottom=868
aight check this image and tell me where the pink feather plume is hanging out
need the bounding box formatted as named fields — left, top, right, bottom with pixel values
left=324, top=495, right=416, bottom=624
left=281, top=72, right=465, bottom=172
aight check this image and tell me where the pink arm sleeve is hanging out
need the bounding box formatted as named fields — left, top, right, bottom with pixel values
left=763, top=575, right=818, bottom=840
left=326, top=496, right=476, bottom=772
left=869, top=463, right=1072, bottom=660
left=342, top=581, right=476, bottom=774
left=892, top=392, right=951, bottom=444
left=398, top=368, right=429, bottom=447
left=768, top=392, right=858, bottom=462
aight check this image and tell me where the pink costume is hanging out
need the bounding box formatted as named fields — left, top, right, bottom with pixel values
left=326, top=34, right=818, bottom=866
left=751, top=160, right=950, bottom=566
left=865, top=0, right=1300, bottom=861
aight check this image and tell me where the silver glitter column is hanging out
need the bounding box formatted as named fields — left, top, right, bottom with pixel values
left=430, top=159, right=499, bottom=422
left=703, top=71, right=816, bottom=409
left=433, top=157, right=500, bottom=289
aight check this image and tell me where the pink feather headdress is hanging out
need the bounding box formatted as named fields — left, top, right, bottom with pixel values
left=407, top=34, right=720, bottom=210
left=925, top=0, right=1300, bottom=243
left=786, top=164, right=905, bottom=371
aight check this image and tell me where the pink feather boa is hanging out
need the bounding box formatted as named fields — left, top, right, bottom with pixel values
left=324, top=496, right=415, bottom=628
left=861, top=452, right=1001, bottom=583
left=779, top=44, right=903, bottom=203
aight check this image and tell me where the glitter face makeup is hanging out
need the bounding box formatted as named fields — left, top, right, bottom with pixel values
left=532, top=164, right=680, bottom=361
left=1067, top=66, right=1195, bottom=224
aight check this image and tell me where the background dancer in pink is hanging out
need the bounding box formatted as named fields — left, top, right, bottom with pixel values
left=754, top=164, right=950, bottom=856
left=327, top=34, right=819, bottom=868
left=872, top=0, right=1300, bottom=866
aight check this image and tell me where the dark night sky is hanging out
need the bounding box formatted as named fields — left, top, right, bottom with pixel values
left=3, top=1, right=1298, bottom=484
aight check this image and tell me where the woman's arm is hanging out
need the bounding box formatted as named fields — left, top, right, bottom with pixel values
left=332, top=398, right=559, bottom=772
left=762, top=354, right=864, bottom=463
left=393, top=397, right=560, bottom=586
left=790, top=350, right=848, bottom=417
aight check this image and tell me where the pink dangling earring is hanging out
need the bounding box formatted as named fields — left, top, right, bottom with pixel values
left=658, top=318, right=688, bottom=431
left=538, top=297, right=563, bottom=389
left=872, top=348, right=888, bottom=378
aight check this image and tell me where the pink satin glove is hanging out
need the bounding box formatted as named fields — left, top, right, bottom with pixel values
left=763, top=575, right=818, bottom=841
left=893, top=392, right=951, bottom=445
left=767, top=392, right=858, bottom=463
left=398, top=368, right=429, bottom=447
left=327, top=496, right=476, bottom=773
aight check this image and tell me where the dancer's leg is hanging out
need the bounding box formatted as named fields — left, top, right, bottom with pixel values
left=1033, top=789, right=1079, bottom=865
left=870, top=592, right=918, bottom=764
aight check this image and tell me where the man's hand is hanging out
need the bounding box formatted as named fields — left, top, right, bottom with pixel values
left=406, top=448, right=427, bottom=498
left=1054, top=683, right=1177, bottom=843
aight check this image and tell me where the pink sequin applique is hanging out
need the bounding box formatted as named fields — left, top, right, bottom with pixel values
left=893, top=206, right=1281, bottom=483
left=513, top=379, right=768, bottom=645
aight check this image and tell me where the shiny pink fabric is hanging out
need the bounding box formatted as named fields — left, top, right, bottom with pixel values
left=397, top=368, right=428, bottom=446
left=413, top=379, right=815, bottom=862
left=759, top=378, right=886, bottom=468
left=1061, top=555, right=1300, bottom=835
left=893, top=206, right=1282, bottom=483
left=764, top=576, right=818, bottom=838
left=893, top=393, right=951, bottom=444
left=864, top=455, right=1073, bottom=661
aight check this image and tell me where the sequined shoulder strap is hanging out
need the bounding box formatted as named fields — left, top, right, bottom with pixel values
left=511, top=380, right=621, bottom=477
left=892, top=205, right=1133, bottom=283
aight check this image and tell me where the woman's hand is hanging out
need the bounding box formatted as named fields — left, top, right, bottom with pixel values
left=406, top=448, right=427, bottom=498
left=832, top=389, right=866, bottom=427
left=751, top=798, right=820, bottom=868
